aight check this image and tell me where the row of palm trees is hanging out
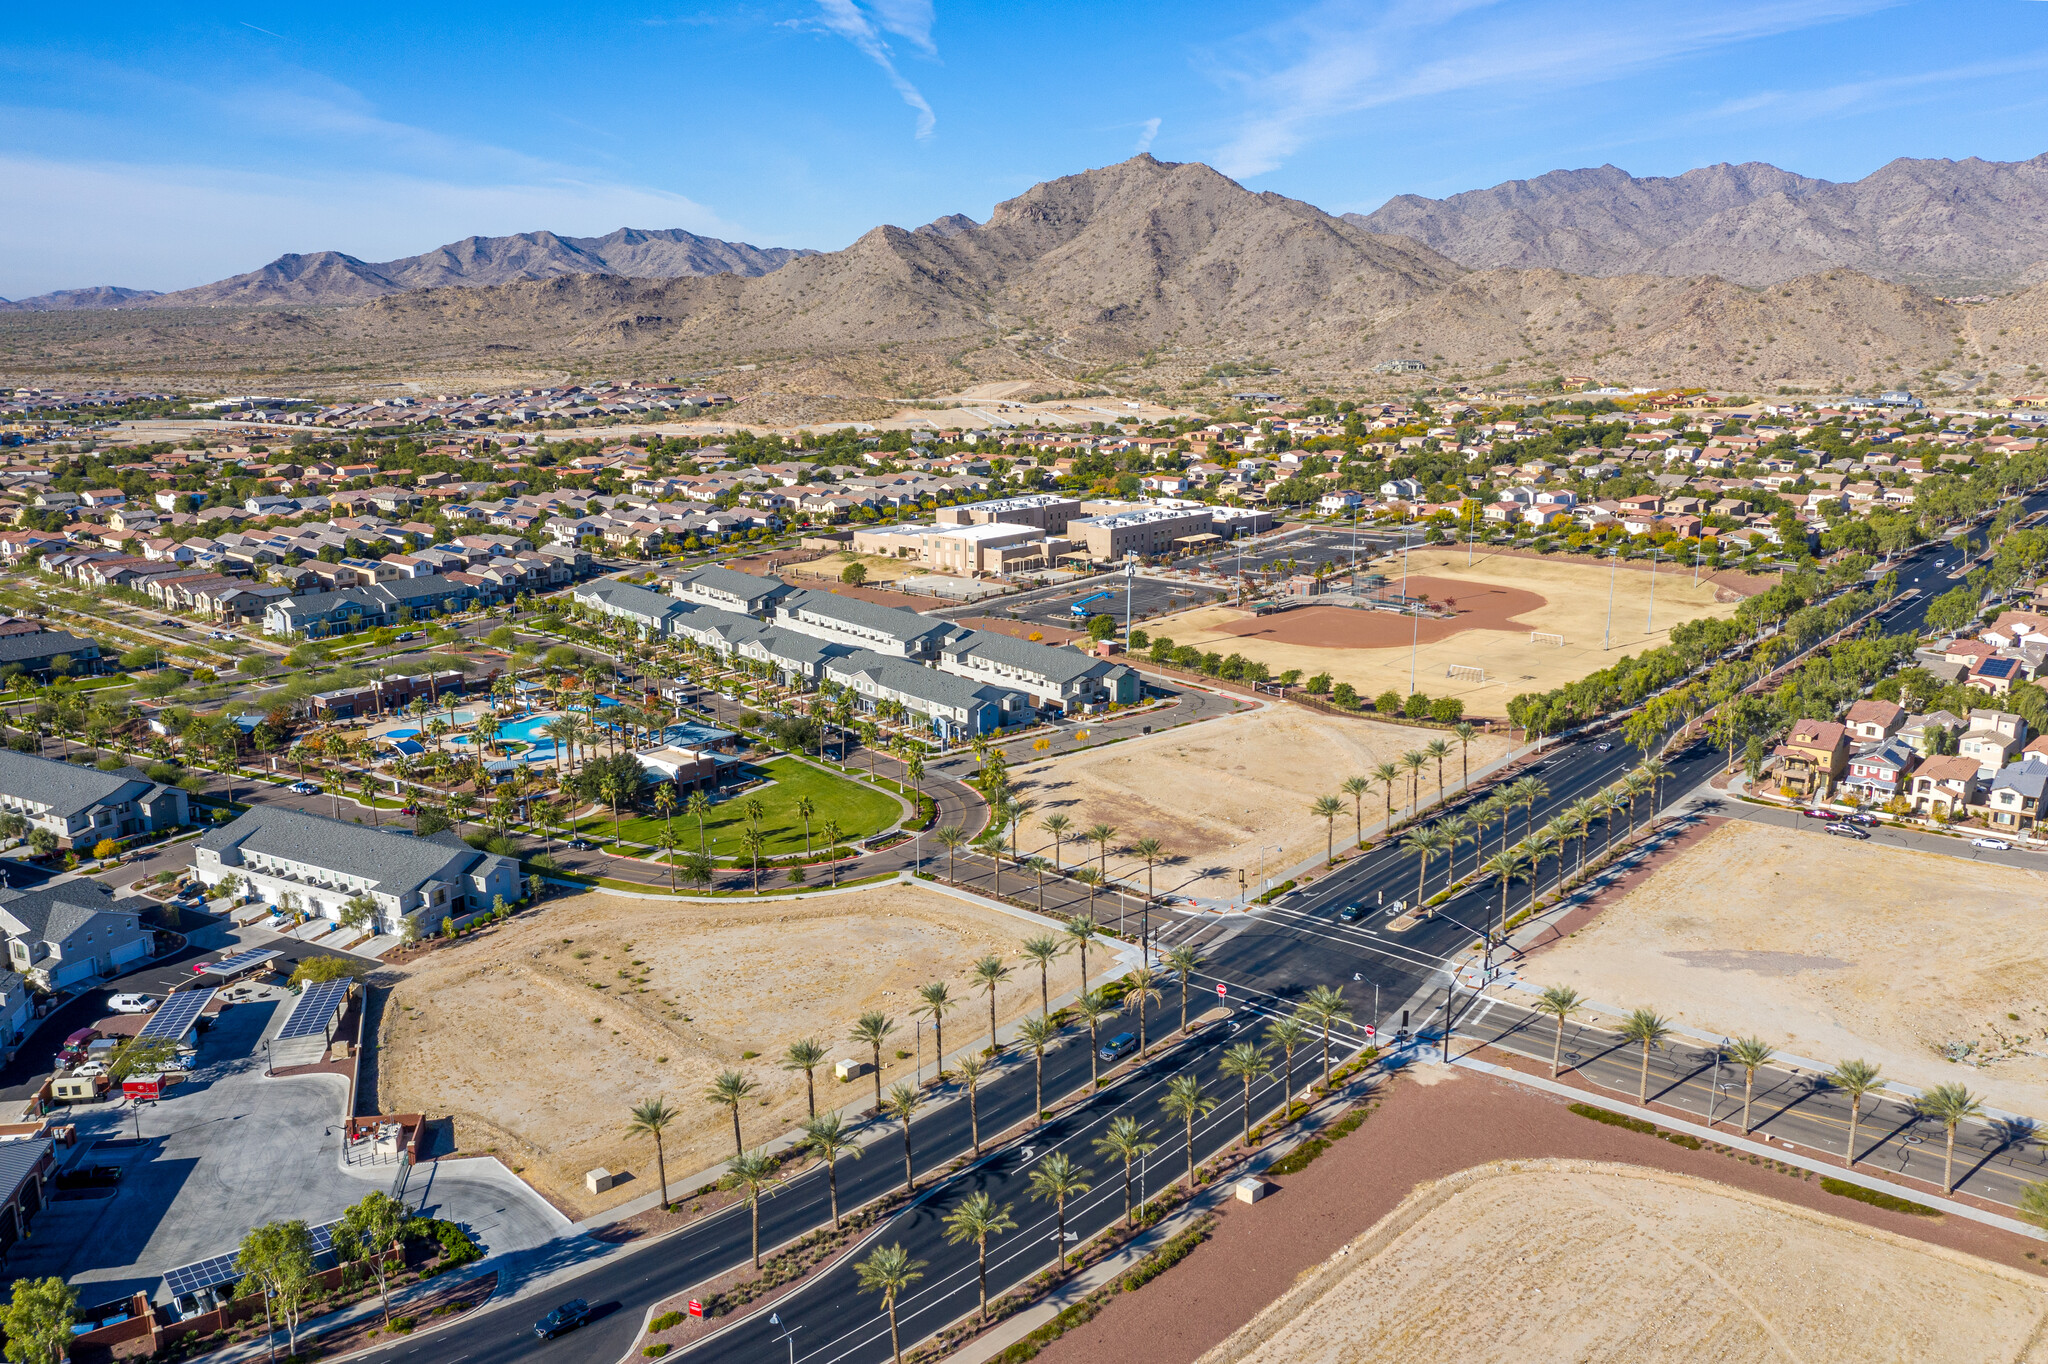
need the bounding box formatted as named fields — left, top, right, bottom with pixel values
left=1531, top=985, right=1990, bottom=1194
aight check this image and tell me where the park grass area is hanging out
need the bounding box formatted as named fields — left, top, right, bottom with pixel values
left=1522, top=818, right=2048, bottom=1119
left=1007, top=705, right=1514, bottom=901
left=571, top=756, right=902, bottom=858
left=1155, top=547, right=1744, bottom=712
left=1204, top=1159, right=2048, bottom=1364
left=375, top=882, right=1054, bottom=1217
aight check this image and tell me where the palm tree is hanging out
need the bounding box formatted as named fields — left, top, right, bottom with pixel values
left=1727, top=1036, right=1776, bottom=1133
left=1533, top=985, right=1582, bottom=1078
left=972, top=953, right=1011, bottom=1055
left=802, top=1111, right=863, bottom=1229
left=1480, top=848, right=1529, bottom=960
left=598, top=770, right=627, bottom=845
left=1636, top=757, right=1671, bottom=822
left=704, top=1069, right=757, bottom=1157
left=1311, top=795, right=1346, bottom=863
left=1340, top=774, right=1372, bottom=845
left=883, top=1082, right=921, bottom=1192
left=1371, top=760, right=1402, bottom=832
left=913, top=982, right=957, bottom=1079
left=1092, top=1115, right=1159, bottom=1228
left=1917, top=1081, right=1985, bottom=1193
left=1264, top=1015, right=1311, bottom=1116
left=1596, top=789, right=1624, bottom=857
left=782, top=1038, right=827, bottom=1119
left=1071, top=865, right=1104, bottom=920
left=1452, top=721, right=1479, bottom=791
left=624, top=1097, right=679, bottom=1210
left=1437, top=813, right=1474, bottom=880
left=1219, top=1041, right=1272, bottom=1147
left=856, top=1243, right=925, bottom=1364
left=1401, top=823, right=1451, bottom=912
left=1531, top=820, right=1566, bottom=898
left=1085, top=823, right=1118, bottom=874
left=933, top=824, right=968, bottom=881
left=1620, top=1008, right=1672, bottom=1105
left=1425, top=737, right=1452, bottom=807
left=741, top=826, right=766, bottom=892
left=1021, top=855, right=1052, bottom=914
left=1161, top=1072, right=1218, bottom=1190
left=727, top=1148, right=778, bottom=1268
left=1074, top=990, right=1118, bottom=1087
left=1400, top=750, right=1428, bottom=814
left=1028, top=1152, right=1093, bottom=1268
left=1162, top=943, right=1205, bottom=1035
left=821, top=820, right=845, bottom=885
left=1019, top=934, right=1064, bottom=1018
left=794, top=794, right=816, bottom=855
left=1298, top=984, right=1353, bottom=1088
left=955, top=1053, right=989, bottom=1155
left=1830, top=1059, right=1885, bottom=1168
left=1566, top=797, right=1598, bottom=874
left=1064, top=915, right=1102, bottom=997
left=849, top=1011, right=897, bottom=1113
left=1123, top=966, right=1163, bottom=1056
left=1130, top=836, right=1166, bottom=954
left=1040, top=812, right=1072, bottom=869
left=1509, top=775, right=1549, bottom=840
left=685, top=788, right=712, bottom=854
left=943, top=1192, right=1017, bottom=1319
left=1018, top=1013, right=1060, bottom=1119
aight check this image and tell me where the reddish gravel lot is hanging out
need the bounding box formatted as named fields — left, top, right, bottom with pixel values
left=1032, top=1066, right=2048, bottom=1364
left=1210, top=575, right=1546, bottom=649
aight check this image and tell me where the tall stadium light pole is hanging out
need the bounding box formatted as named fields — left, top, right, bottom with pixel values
left=1124, top=554, right=1136, bottom=640
left=1603, top=548, right=1619, bottom=652
left=1647, top=547, right=1660, bottom=634
left=1410, top=599, right=1421, bottom=696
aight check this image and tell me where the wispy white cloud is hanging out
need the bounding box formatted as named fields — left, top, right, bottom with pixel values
left=1692, top=48, right=2048, bottom=125
left=1135, top=117, right=1162, bottom=153
left=1208, top=0, right=1900, bottom=178
left=813, top=0, right=937, bottom=138
left=0, top=155, right=746, bottom=297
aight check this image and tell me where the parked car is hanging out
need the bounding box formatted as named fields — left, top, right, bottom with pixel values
left=1847, top=812, right=1877, bottom=825
left=106, top=993, right=155, bottom=1014
left=1973, top=837, right=2012, bottom=851
left=567, top=839, right=595, bottom=851
left=1824, top=823, right=1870, bottom=840
left=396, top=631, right=421, bottom=641
left=69, top=1061, right=106, bottom=1079
left=1098, top=1032, right=1138, bottom=1063
left=157, top=619, right=179, bottom=630
left=1338, top=903, right=1364, bottom=922
left=1801, top=808, right=1838, bottom=820
left=533, top=1301, right=588, bottom=1340
left=288, top=781, right=318, bottom=795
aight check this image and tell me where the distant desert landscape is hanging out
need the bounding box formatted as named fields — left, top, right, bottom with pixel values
left=1205, top=1160, right=2048, bottom=1364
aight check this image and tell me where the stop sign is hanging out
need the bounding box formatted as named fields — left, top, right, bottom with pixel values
left=1216, top=983, right=1228, bottom=998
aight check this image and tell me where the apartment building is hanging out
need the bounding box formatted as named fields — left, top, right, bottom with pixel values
left=0, top=750, right=189, bottom=848
left=1067, top=506, right=1216, bottom=561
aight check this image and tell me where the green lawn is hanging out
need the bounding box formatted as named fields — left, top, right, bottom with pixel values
left=573, top=756, right=902, bottom=859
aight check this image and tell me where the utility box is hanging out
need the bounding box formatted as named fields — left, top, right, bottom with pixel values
left=586, top=1168, right=617, bottom=1194
left=834, top=1058, right=869, bottom=1083
left=1234, top=1177, right=1272, bottom=1205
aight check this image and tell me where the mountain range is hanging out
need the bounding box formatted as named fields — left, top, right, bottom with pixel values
left=4, top=153, right=2047, bottom=412
left=1348, top=154, right=2048, bottom=293
left=0, top=228, right=814, bottom=311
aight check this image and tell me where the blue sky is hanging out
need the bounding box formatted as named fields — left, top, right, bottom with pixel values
left=5, top=0, right=2047, bottom=296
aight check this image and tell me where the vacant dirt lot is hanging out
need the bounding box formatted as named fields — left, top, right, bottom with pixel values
left=1207, top=1160, right=2048, bottom=1364
left=1008, top=705, right=1514, bottom=900
left=376, top=883, right=1049, bottom=1217
left=1157, top=548, right=1741, bottom=712
left=1524, top=819, right=2048, bottom=1116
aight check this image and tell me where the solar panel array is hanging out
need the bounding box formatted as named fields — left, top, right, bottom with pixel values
left=164, top=1219, right=344, bottom=1300
left=200, top=947, right=282, bottom=977
left=138, top=987, right=216, bottom=1042
left=277, top=981, right=349, bottom=1042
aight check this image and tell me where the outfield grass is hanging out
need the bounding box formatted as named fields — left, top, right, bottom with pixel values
left=573, top=756, right=902, bottom=859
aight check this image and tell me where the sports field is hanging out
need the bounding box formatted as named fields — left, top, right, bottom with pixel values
left=571, top=756, right=904, bottom=857
left=1153, top=549, right=1748, bottom=713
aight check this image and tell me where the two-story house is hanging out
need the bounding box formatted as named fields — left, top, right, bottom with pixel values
left=1842, top=699, right=1907, bottom=745
left=0, top=751, right=189, bottom=848
left=1985, top=757, right=2048, bottom=833
left=1774, top=719, right=1849, bottom=799
left=1912, top=754, right=1984, bottom=819
left=0, top=881, right=153, bottom=991
left=1843, top=738, right=1919, bottom=801
left=936, top=630, right=1141, bottom=715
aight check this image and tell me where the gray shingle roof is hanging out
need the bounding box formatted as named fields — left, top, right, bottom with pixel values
left=0, top=750, right=152, bottom=820
left=783, top=589, right=950, bottom=645
left=575, top=580, right=682, bottom=623
left=0, top=880, right=145, bottom=944
left=0, top=632, right=97, bottom=666
left=198, top=804, right=489, bottom=898
left=0, top=1138, right=50, bottom=1204
left=674, top=565, right=788, bottom=604
left=942, top=629, right=1113, bottom=685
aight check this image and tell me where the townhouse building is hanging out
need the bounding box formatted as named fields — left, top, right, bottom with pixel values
left=0, top=750, right=189, bottom=848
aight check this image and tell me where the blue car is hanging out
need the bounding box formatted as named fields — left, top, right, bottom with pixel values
left=534, top=1300, right=588, bottom=1339
left=1098, top=1032, right=1138, bottom=1063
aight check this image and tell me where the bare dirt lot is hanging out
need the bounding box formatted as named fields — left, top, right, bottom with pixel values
left=376, top=883, right=1052, bottom=1217
left=1523, top=818, right=2048, bottom=1116
left=1156, top=548, right=1742, bottom=712
left=1207, top=1159, right=2048, bottom=1364
left=1008, top=704, right=1514, bottom=900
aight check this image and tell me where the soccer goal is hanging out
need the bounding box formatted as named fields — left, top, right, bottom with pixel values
left=1446, top=663, right=1489, bottom=684
left=1529, top=631, right=1566, bottom=648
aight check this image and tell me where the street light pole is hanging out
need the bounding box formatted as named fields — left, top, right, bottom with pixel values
left=1602, top=548, right=1618, bottom=651
left=1646, top=548, right=1660, bottom=634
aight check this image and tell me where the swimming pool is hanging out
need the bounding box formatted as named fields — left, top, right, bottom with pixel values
left=499, top=715, right=556, bottom=744
left=385, top=728, right=421, bottom=740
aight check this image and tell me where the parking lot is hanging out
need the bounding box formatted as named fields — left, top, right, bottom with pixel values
left=1179, top=525, right=1414, bottom=578
left=7, top=978, right=569, bottom=1305
left=995, top=577, right=1228, bottom=630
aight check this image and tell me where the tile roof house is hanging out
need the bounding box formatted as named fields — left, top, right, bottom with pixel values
left=1985, top=757, right=2048, bottom=832
left=1773, top=719, right=1849, bottom=799
left=1960, top=725, right=2021, bottom=778
left=1842, top=699, right=1907, bottom=744
left=195, top=805, right=520, bottom=937
left=1900, top=710, right=1969, bottom=756
left=1911, top=754, right=1983, bottom=819
left=1968, top=655, right=2024, bottom=696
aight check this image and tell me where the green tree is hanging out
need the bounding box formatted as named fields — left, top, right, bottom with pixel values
left=782, top=1038, right=827, bottom=1120
left=1162, top=943, right=1205, bottom=1035
left=1533, top=985, right=1582, bottom=1078
left=801, top=1111, right=863, bottom=1228
left=1727, top=1036, right=1776, bottom=1134
left=235, top=1218, right=316, bottom=1357
left=1830, top=1059, right=1885, bottom=1169
left=1620, top=1008, right=1672, bottom=1105
left=625, top=1097, right=680, bottom=1209
left=704, top=1069, right=757, bottom=1157
left=1027, top=1151, right=1093, bottom=1267
left=1073, top=990, right=1119, bottom=1088
left=883, top=1081, right=921, bottom=1192
left=972, top=953, right=1011, bottom=1055
left=913, top=981, right=958, bottom=1076
left=1063, top=914, right=1102, bottom=997
left=1092, top=1115, right=1160, bottom=1227
left=1263, top=1014, right=1311, bottom=1120
left=1311, top=794, right=1345, bottom=863
left=333, top=1191, right=419, bottom=1327
left=943, top=1191, right=1017, bottom=1319
left=855, top=1244, right=925, bottom=1364
left=1917, top=1081, right=1986, bottom=1194
left=849, top=1010, right=897, bottom=1113
left=1160, top=1072, right=1218, bottom=1190
left=0, top=1277, right=75, bottom=1364
left=1298, top=984, right=1353, bottom=1089
left=1018, top=933, right=1064, bottom=1018
left=1219, top=1041, right=1273, bottom=1147
left=727, top=1148, right=779, bottom=1268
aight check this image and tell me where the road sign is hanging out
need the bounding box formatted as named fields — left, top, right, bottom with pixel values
left=688, top=1300, right=705, bottom=1319
left=1216, top=983, right=1227, bottom=998
left=1364, top=1025, right=1376, bottom=1038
